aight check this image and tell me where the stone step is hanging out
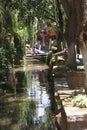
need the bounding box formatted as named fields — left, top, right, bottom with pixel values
left=64, top=107, right=87, bottom=130
left=56, top=90, right=87, bottom=130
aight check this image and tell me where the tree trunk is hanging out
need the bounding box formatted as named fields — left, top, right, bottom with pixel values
left=80, top=42, right=87, bottom=90
left=61, top=0, right=78, bottom=70
left=66, top=16, right=77, bottom=69
left=79, top=0, right=87, bottom=91
left=61, top=0, right=87, bottom=90
left=67, top=42, right=76, bottom=70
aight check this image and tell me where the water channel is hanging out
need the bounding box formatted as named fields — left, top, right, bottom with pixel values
left=0, top=57, right=59, bottom=130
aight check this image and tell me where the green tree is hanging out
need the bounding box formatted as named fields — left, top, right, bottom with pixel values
left=60, top=0, right=87, bottom=91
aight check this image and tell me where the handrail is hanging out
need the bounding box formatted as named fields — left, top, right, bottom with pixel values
left=52, top=49, right=68, bottom=65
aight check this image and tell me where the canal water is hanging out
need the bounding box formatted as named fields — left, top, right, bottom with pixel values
left=0, top=57, right=57, bottom=130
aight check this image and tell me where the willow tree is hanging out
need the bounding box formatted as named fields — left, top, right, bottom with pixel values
left=0, top=1, right=7, bottom=46
left=26, top=0, right=65, bottom=51
left=60, top=0, right=87, bottom=90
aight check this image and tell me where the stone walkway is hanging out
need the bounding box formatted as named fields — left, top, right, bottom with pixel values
left=54, top=77, right=87, bottom=130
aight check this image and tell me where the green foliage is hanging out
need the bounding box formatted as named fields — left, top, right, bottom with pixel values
left=0, top=47, right=7, bottom=80
left=13, top=33, right=24, bottom=64
left=64, top=91, right=87, bottom=108
left=72, top=94, right=87, bottom=108
left=0, top=0, right=67, bottom=67
left=46, top=51, right=53, bottom=66
left=51, top=46, right=57, bottom=51
left=53, top=66, right=70, bottom=73
left=17, top=27, right=28, bottom=39
left=6, top=47, right=16, bottom=66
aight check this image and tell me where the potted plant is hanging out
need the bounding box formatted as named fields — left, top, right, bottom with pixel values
left=65, top=70, right=85, bottom=89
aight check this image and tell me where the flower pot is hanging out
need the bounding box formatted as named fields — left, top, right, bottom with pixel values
left=66, top=71, right=85, bottom=89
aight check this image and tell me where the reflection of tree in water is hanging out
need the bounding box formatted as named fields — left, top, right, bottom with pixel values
left=47, top=72, right=62, bottom=130
left=0, top=68, right=61, bottom=130
left=15, top=71, right=27, bottom=93
left=47, top=75, right=57, bottom=113
left=0, top=99, right=36, bottom=130
left=38, top=70, right=47, bottom=86
left=0, top=70, right=27, bottom=94
left=15, top=70, right=34, bottom=94
left=1, top=100, right=37, bottom=130
left=18, top=100, right=36, bottom=130
left=25, top=70, right=55, bottom=130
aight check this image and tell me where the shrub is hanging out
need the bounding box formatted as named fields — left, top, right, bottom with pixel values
left=0, top=47, right=7, bottom=81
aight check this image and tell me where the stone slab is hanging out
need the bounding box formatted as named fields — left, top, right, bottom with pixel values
left=56, top=90, right=87, bottom=130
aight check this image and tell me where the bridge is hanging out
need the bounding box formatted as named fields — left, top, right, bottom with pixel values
left=26, top=53, right=47, bottom=62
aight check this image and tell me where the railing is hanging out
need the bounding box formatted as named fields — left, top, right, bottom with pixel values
left=52, top=49, right=68, bottom=66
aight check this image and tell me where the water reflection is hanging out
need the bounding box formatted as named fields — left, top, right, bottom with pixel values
left=0, top=67, right=54, bottom=130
